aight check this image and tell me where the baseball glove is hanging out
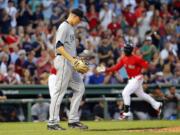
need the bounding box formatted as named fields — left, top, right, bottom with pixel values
left=72, top=58, right=89, bottom=74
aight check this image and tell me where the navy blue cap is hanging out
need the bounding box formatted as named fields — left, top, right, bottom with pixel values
left=71, top=8, right=88, bottom=22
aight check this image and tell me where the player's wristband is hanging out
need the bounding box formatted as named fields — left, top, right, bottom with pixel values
left=56, top=41, right=64, bottom=48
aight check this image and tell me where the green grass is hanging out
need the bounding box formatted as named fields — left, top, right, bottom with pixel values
left=0, top=120, right=180, bottom=135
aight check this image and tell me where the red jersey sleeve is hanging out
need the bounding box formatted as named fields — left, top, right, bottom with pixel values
left=136, top=56, right=149, bottom=69
left=106, top=59, right=123, bottom=72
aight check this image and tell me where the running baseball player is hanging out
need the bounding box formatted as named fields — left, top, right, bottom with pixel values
left=47, top=8, right=89, bottom=130
left=97, top=44, right=162, bottom=119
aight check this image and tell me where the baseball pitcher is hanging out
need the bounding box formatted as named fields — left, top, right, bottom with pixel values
left=47, top=8, right=89, bottom=130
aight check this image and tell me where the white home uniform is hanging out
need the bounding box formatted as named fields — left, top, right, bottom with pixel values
left=48, top=21, right=85, bottom=125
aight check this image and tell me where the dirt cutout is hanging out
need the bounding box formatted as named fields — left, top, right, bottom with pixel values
left=127, top=126, right=180, bottom=133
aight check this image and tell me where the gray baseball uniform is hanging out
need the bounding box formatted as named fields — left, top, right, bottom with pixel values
left=48, top=21, right=85, bottom=125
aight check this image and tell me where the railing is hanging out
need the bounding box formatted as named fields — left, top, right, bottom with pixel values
left=0, top=84, right=179, bottom=121
left=0, top=84, right=179, bottom=98
left=0, top=97, right=179, bottom=121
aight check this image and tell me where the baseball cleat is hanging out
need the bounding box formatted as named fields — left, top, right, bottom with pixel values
left=156, top=102, right=163, bottom=116
left=47, top=124, right=66, bottom=130
left=68, top=122, right=88, bottom=130
left=120, top=111, right=133, bottom=120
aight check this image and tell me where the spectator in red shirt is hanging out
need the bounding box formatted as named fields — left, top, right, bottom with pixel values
left=5, top=27, right=20, bottom=52
left=134, top=1, right=145, bottom=19
left=107, top=16, right=121, bottom=35
left=86, top=5, right=99, bottom=30
left=123, top=4, right=137, bottom=27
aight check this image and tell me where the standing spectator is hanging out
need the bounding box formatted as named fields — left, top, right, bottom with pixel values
left=50, top=7, right=62, bottom=28
left=0, top=9, right=11, bottom=34
left=123, top=4, right=137, bottom=27
left=16, top=0, right=32, bottom=26
left=99, top=2, right=114, bottom=30
left=5, top=0, right=17, bottom=27
left=32, top=5, right=44, bottom=25
left=138, top=4, right=155, bottom=42
left=86, top=4, right=99, bottom=30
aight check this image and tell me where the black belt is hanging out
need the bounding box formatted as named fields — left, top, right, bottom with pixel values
left=57, top=53, right=61, bottom=56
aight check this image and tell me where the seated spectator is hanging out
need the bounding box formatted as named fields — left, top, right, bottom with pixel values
left=160, top=42, right=170, bottom=60
left=0, top=73, right=5, bottom=84
left=93, top=101, right=105, bottom=121
left=162, top=64, right=173, bottom=82
left=163, top=86, right=180, bottom=120
left=23, top=69, right=33, bottom=84
left=107, top=16, right=120, bottom=35
left=10, top=45, right=19, bottom=64
left=151, top=85, right=165, bottom=100
left=154, top=72, right=170, bottom=86
left=103, top=59, right=124, bottom=84
left=22, top=34, right=33, bottom=53
left=39, top=72, right=49, bottom=85
left=151, top=52, right=164, bottom=71
left=79, top=97, right=92, bottom=120
left=98, top=38, right=113, bottom=64
left=88, top=66, right=105, bottom=84
left=31, top=94, right=49, bottom=122
left=15, top=49, right=26, bottom=76
left=4, top=64, right=22, bottom=85
left=23, top=51, right=37, bottom=82
left=140, top=36, right=157, bottom=62
left=0, top=90, right=7, bottom=101
left=0, top=52, right=8, bottom=75
left=113, top=100, right=123, bottom=120
left=170, top=62, right=180, bottom=85
left=5, top=27, right=20, bottom=53
left=36, top=50, right=51, bottom=77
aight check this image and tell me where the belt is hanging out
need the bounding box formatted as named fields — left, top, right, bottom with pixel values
left=129, top=75, right=143, bottom=80
left=57, top=53, right=61, bottom=56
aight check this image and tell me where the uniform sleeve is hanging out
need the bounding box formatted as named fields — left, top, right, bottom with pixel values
left=56, top=23, right=68, bottom=48
left=136, top=56, right=149, bottom=69
left=106, top=59, right=123, bottom=72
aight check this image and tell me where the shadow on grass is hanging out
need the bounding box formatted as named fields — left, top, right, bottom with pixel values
left=87, top=127, right=166, bottom=132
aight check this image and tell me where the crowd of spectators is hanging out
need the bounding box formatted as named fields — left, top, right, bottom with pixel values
left=0, top=0, right=179, bottom=86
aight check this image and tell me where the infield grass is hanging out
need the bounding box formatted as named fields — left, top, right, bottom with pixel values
left=0, top=120, right=180, bottom=135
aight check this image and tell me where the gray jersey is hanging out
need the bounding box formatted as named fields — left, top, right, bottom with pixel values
left=56, top=21, right=77, bottom=57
